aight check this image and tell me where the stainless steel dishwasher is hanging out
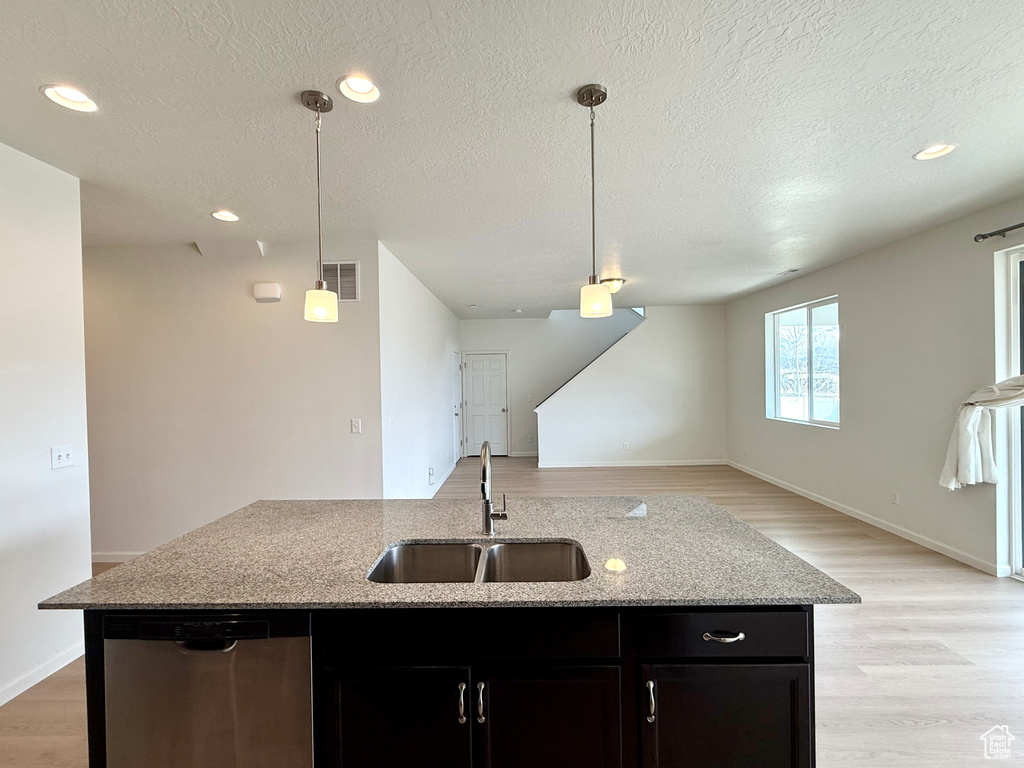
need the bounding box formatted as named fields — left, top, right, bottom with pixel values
left=102, top=613, right=313, bottom=768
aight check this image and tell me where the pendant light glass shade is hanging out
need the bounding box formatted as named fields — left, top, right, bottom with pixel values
left=304, top=286, right=339, bottom=322
left=580, top=281, right=613, bottom=318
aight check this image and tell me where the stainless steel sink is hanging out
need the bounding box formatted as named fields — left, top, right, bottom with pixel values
left=368, top=539, right=591, bottom=584
left=367, top=542, right=483, bottom=583
left=480, top=541, right=591, bottom=583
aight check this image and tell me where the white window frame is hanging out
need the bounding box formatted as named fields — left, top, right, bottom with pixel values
left=765, top=295, right=840, bottom=428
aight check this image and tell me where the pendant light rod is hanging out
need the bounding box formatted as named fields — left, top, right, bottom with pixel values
left=300, top=90, right=334, bottom=289
left=590, top=104, right=596, bottom=280
left=315, top=108, right=324, bottom=288
left=577, top=84, right=607, bottom=282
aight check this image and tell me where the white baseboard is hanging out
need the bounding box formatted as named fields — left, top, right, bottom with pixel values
left=0, top=641, right=83, bottom=707
left=727, top=460, right=1005, bottom=577
left=537, top=459, right=727, bottom=469
left=93, top=551, right=141, bottom=563
left=509, top=451, right=539, bottom=458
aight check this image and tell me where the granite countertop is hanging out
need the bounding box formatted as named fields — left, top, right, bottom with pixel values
left=40, top=495, right=860, bottom=610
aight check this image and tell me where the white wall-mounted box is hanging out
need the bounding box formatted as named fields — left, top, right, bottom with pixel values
left=253, top=283, right=282, bottom=303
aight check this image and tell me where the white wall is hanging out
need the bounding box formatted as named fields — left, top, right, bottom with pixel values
left=726, top=195, right=1024, bottom=575
left=0, top=144, right=91, bottom=704
left=460, top=310, right=641, bottom=455
left=536, top=305, right=728, bottom=467
left=378, top=243, right=460, bottom=497
left=84, top=239, right=384, bottom=557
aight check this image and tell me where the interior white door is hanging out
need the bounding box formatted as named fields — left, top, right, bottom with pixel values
left=463, top=353, right=508, bottom=456
left=452, top=351, right=463, bottom=460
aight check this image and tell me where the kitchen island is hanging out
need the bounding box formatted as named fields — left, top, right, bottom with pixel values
left=43, top=495, right=859, bottom=767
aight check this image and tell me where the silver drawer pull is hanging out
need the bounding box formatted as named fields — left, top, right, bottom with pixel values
left=646, top=680, right=656, bottom=722
left=476, top=682, right=486, bottom=723
left=458, top=682, right=467, bottom=724
left=703, top=630, right=746, bottom=643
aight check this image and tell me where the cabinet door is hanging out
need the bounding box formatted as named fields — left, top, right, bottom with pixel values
left=641, top=664, right=811, bottom=768
left=475, top=666, right=621, bottom=768
left=332, top=667, right=472, bottom=768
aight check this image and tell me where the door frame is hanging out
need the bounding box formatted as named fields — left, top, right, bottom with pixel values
left=461, top=350, right=510, bottom=457
left=453, top=351, right=464, bottom=460
left=995, top=244, right=1024, bottom=579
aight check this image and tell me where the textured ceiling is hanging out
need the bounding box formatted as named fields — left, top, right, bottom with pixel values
left=2, top=0, right=1023, bottom=318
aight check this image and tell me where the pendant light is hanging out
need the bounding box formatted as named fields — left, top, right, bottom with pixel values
left=301, top=90, right=339, bottom=323
left=577, top=84, right=613, bottom=319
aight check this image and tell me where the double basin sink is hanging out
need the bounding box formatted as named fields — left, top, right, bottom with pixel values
left=368, top=540, right=591, bottom=584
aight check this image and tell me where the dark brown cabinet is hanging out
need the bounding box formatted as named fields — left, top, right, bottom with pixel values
left=640, top=664, right=811, bottom=768
left=476, top=666, right=622, bottom=768
left=311, top=606, right=815, bottom=768
left=332, top=667, right=472, bottom=768
left=329, top=665, right=621, bottom=768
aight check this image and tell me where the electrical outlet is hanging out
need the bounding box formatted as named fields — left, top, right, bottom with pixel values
left=351, top=418, right=362, bottom=434
left=388, top=416, right=396, bottom=429
left=51, top=445, right=74, bottom=469
left=428, top=467, right=435, bottom=485
left=623, top=442, right=629, bottom=451
left=527, top=434, right=534, bottom=444
left=890, top=490, right=900, bottom=505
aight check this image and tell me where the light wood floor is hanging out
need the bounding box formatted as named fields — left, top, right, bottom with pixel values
left=3, top=460, right=1022, bottom=766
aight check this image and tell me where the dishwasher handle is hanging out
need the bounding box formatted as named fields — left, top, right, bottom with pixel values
left=176, top=638, right=239, bottom=653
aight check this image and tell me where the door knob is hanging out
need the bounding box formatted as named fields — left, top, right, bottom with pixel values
left=501, top=408, right=507, bottom=413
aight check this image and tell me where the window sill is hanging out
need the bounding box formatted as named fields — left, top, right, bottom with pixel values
left=766, top=416, right=840, bottom=430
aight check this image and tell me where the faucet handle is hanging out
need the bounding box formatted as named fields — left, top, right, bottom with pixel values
left=493, top=493, right=508, bottom=520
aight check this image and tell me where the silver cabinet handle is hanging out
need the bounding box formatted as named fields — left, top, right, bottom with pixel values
left=703, top=631, right=746, bottom=643
left=476, top=682, right=486, bottom=723
left=646, top=680, right=656, bottom=722
left=458, top=682, right=467, bottom=724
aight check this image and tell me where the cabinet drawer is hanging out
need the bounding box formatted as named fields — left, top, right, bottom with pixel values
left=319, top=608, right=620, bottom=663
left=639, top=611, right=809, bottom=659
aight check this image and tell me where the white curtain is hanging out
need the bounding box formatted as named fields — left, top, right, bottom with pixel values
left=939, top=375, right=1024, bottom=490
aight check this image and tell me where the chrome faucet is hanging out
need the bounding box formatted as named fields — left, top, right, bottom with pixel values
left=480, top=441, right=507, bottom=535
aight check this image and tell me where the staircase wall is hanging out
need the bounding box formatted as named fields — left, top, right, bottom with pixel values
left=535, top=306, right=727, bottom=467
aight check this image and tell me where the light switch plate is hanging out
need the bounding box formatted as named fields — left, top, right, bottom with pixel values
left=351, top=418, right=362, bottom=434
left=51, top=445, right=74, bottom=469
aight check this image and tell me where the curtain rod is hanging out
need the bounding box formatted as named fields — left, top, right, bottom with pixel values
left=974, top=222, right=1024, bottom=243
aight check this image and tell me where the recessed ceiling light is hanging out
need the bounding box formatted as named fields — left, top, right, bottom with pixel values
left=913, top=143, right=956, bottom=160
left=211, top=210, right=239, bottom=222
left=337, top=75, right=380, bottom=103
left=41, top=85, right=98, bottom=112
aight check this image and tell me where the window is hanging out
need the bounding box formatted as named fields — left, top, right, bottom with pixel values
left=766, top=297, right=839, bottom=426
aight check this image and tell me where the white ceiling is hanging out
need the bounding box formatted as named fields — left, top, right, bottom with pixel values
left=2, top=0, right=1023, bottom=318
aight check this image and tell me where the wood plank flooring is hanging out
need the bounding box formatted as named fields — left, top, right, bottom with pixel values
left=439, top=459, right=1024, bottom=766
left=2, top=460, right=1022, bottom=766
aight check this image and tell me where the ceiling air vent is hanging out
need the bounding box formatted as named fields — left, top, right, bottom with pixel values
left=322, top=261, right=360, bottom=302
